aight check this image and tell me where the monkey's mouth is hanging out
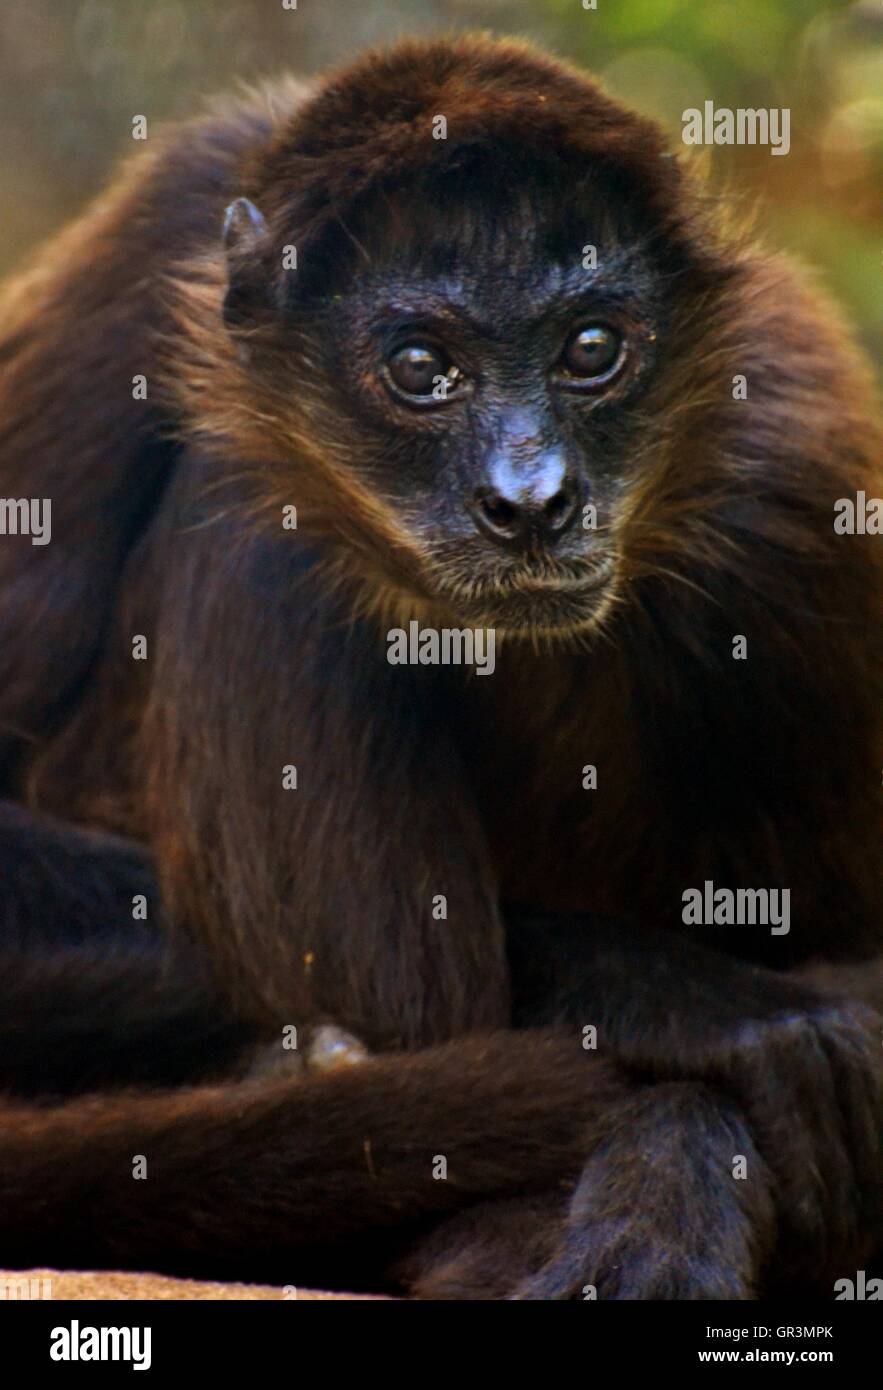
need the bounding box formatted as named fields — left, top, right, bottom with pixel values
left=434, top=555, right=617, bottom=636
left=508, top=566, right=612, bottom=596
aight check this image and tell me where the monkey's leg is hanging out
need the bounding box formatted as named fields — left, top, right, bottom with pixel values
left=0, top=800, right=263, bottom=1096
left=0, top=1030, right=626, bottom=1285
left=508, top=911, right=883, bottom=1289
left=0, top=801, right=371, bottom=1096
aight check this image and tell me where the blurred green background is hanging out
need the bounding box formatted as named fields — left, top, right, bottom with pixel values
left=1, top=0, right=880, bottom=361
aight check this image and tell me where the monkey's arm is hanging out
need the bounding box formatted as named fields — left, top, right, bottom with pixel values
left=508, top=911, right=883, bottom=1287
left=134, top=459, right=510, bottom=1046
left=0, top=96, right=283, bottom=779
left=0, top=802, right=766, bottom=1298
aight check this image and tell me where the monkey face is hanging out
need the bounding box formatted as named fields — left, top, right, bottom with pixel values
left=207, top=41, right=735, bottom=645
left=289, top=173, right=668, bottom=641
left=218, top=138, right=717, bottom=643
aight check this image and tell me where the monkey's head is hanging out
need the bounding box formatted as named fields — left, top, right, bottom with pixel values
left=204, top=36, right=746, bottom=642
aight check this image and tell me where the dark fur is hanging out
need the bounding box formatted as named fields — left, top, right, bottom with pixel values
left=0, top=35, right=880, bottom=1299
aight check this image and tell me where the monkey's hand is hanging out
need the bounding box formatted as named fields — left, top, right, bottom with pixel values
left=509, top=914, right=883, bottom=1290
left=656, top=986, right=883, bottom=1281
left=403, top=1080, right=774, bottom=1300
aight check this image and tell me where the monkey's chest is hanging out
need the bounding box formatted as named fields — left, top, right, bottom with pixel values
left=464, top=730, right=631, bottom=916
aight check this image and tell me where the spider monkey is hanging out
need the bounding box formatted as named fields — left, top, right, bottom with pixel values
left=0, top=35, right=880, bottom=1300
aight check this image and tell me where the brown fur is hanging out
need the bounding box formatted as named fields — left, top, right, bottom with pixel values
left=0, top=35, right=880, bottom=1299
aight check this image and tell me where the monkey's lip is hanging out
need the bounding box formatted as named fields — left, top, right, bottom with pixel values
left=438, top=556, right=616, bottom=632
left=508, top=572, right=609, bottom=596
left=503, top=556, right=615, bottom=597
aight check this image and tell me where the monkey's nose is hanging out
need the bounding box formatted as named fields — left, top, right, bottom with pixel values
left=470, top=474, right=580, bottom=549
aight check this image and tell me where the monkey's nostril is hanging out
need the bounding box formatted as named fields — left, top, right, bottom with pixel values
left=543, top=485, right=578, bottom=532
left=476, top=491, right=521, bottom=538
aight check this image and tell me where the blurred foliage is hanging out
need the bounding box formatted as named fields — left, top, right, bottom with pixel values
left=0, top=0, right=880, bottom=362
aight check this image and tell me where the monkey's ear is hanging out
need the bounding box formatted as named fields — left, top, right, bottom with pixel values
left=222, top=197, right=272, bottom=329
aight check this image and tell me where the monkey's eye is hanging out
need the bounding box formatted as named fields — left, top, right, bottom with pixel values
left=385, top=344, right=460, bottom=401
left=559, top=325, right=624, bottom=383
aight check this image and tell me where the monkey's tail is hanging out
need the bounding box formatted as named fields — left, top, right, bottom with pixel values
left=0, top=1030, right=618, bottom=1283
